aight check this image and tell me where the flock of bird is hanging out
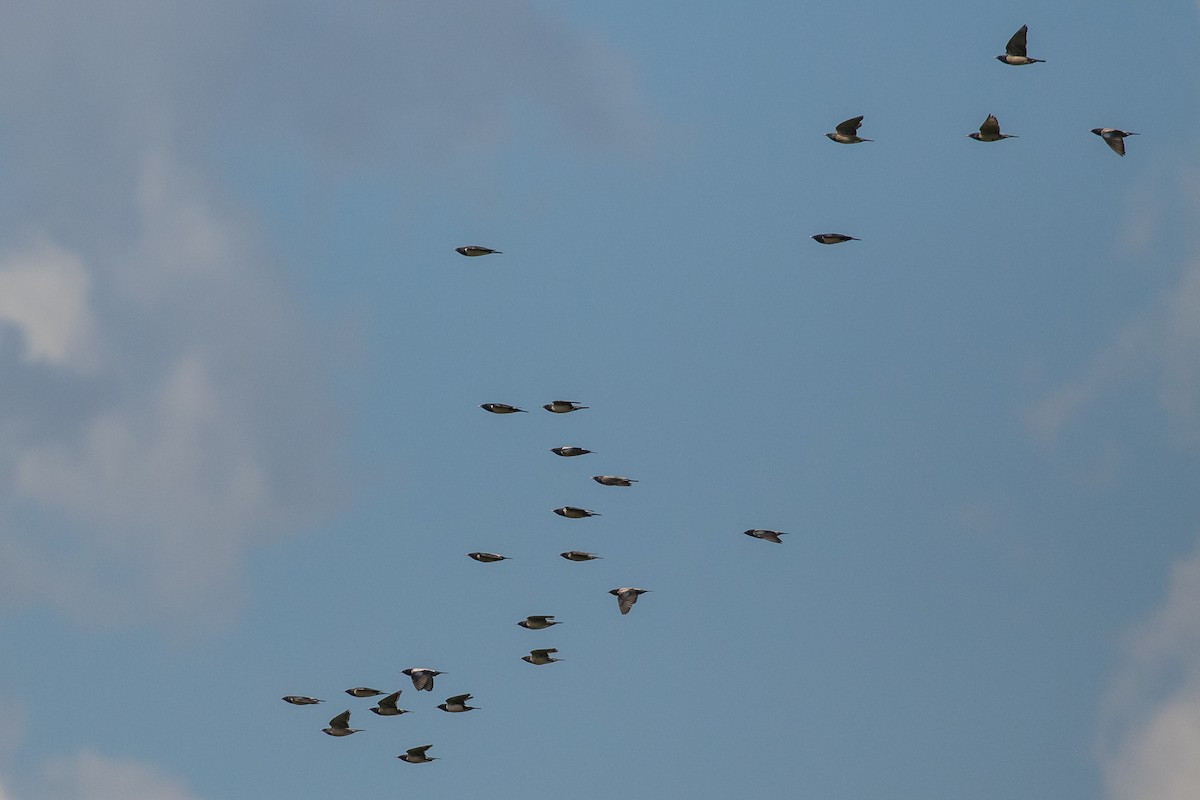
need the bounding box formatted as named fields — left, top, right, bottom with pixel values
left=280, top=22, right=1129, bottom=767
left=811, top=25, right=1137, bottom=247
left=282, top=387, right=780, bottom=762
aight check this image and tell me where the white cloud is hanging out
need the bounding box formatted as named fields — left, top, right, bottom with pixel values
left=1101, top=540, right=1200, bottom=800
left=0, top=148, right=343, bottom=627
left=27, top=751, right=202, bottom=800
left=0, top=2, right=658, bottom=627
left=0, top=242, right=98, bottom=372
left=1028, top=256, right=1200, bottom=450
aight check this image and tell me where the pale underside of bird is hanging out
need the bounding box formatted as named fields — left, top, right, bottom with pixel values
left=370, top=691, right=410, bottom=716
left=323, top=710, right=361, bottom=736
left=481, top=403, right=526, bottom=414
left=544, top=400, right=588, bottom=413
left=610, top=587, right=650, bottom=615
left=560, top=550, right=602, bottom=561
left=438, top=693, right=478, bottom=712
left=744, top=529, right=788, bottom=544
left=523, top=648, right=561, bottom=665
left=455, top=245, right=501, bottom=256
left=553, top=506, right=599, bottom=518
left=467, top=551, right=509, bottom=562
left=592, top=475, right=637, bottom=487
left=812, top=233, right=859, bottom=245
left=1092, top=128, right=1138, bottom=156
left=402, top=668, right=444, bottom=692
left=997, top=25, right=1043, bottom=65
left=550, top=446, right=591, bottom=457
left=282, top=695, right=323, bottom=705
left=969, top=114, right=1017, bottom=142
left=826, top=115, right=872, bottom=144
left=345, top=687, right=384, bottom=698
left=518, top=615, right=560, bottom=630
left=398, top=744, right=437, bottom=763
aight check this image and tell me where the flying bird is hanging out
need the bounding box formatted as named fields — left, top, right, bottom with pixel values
left=825, top=116, right=872, bottom=144
left=1091, top=128, right=1138, bottom=156
left=550, top=446, right=591, bottom=457
left=523, top=648, right=562, bottom=665
left=744, top=529, right=788, bottom=544
left=438, top=694, right=478, bottom=713
left=455, top=246, right=501, bottom=257
left=481, top=403, right=526, bottom=414
left=812, top=233, right=859, bottom=245
left=592, top=475, right=637, bottom=487
left=467, top=552, right=510, bottom=563
left=398, top=745, right=437, bottom=763
left=322, top=710, right=361, bottom=737
left=553, top=506, right=599, bottom=518
left=996, top=25, right=1044, bottom=65
left=609, top=587, right=651, bottom=615
left=402, top=668, right=444, bottom=692
left=370, top=691, right=410, bottom=717
left=282, top=695, right=323, bottom=705
left=345, top=687, right=384, bottom=698
left=543, top=400, right=588, bottom=413
left=560, top=550, right=602, bottom=561
left=969, top=114, right=1018, bottom=142
left=518, top=615, right=560, bottom=630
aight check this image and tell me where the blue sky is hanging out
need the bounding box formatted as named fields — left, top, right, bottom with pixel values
left=1, top=2, right=1199, bottom=798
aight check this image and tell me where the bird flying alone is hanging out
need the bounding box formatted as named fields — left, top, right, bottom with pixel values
left=345, top=687, right=384, bottom=698
left=282, top=695, right=323, bottom=705
left=744, top=529, right=788, bottom=544
left=553, top=506, right=599, bottom=518
left=997, top=25, right=1043, bottom=65
left=826, top=116, right=872, bottom=144
left=402, top=668, right=444, bottom=692
left=523, top=648, right=562, bottom=665
left=969, top=114, right=1017, bottom=142
left=370, top=691, right=410, bottom=716
left=438, top=694, right=478, bottom=713
left=455, top=246, right=501, bottom=257
left=812, top=233, right=859, bottom=245
left=560, top=550, right=602, bottom=561
left=518, top=615, right=560, bottom=630
left=544, top=400, right=588, bottom=413
left=610, top=587, right=650, bottom=615
left=592, top=475, right=637, bottom=487
left=467, top=552, right=509, bottom=563
left=398, top=745, right=437, bottom=763
left=481, top=403, right=526, bottom=414
left=1092, top=128, right=1138, bottom=156
left=322, top=710, right=361, bottom=737
left=550, top=446, right=591, bottom=457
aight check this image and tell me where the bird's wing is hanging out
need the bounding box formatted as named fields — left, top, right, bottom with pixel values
left=446, top=694, right=471, bottom=705
left=1005, top=25, right=1029, bottom=57
left=530, top=615, right=553, bottom=624
left=835, top=116, right=864, bottom=136
left=1106, top=135, right=1126, bottom=156
left=980, top=115, right=1000, bottom=136
left=408, top=745, right=433, bottom=757
left=330, top=710, right=351, bottom=728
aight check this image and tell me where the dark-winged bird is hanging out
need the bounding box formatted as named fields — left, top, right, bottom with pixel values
left=826, top=116, right=872, bottom=144
left=1091, top=128, right=1138, bottom=157
left=969, top=114, right=1017, bottom=142
left=996, top=25, right=1043, bottom=65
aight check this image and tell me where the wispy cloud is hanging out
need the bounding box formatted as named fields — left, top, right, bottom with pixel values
left=1100, top=538, right=1200, bottom=800
left=0, top=2, right=655, bottom=627
left=18, top=751, right=204, bottom=800
left=1027, top=254, right=1200, bottom=451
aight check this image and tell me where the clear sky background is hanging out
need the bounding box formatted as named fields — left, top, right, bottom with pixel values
left=1, top=2, right=1199, bottom=798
